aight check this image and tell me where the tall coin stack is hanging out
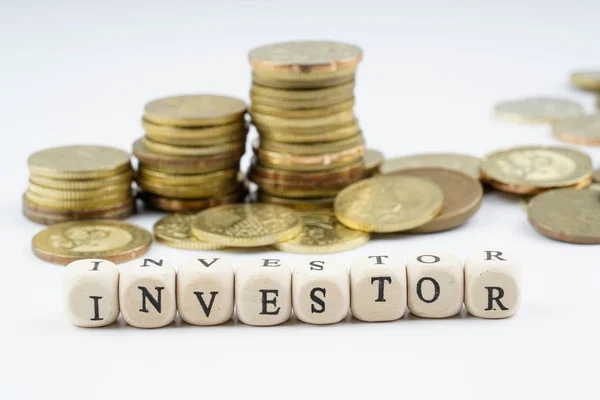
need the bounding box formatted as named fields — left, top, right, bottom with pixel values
left=247, top=41, right=365, bottom=210
left=24, top=145, right=135, bottom=225
left=134, top=94, right=248, bottom=212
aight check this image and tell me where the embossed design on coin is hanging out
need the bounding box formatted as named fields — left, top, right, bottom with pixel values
left=380, top=153, right=481, bottom=179
left=143, top=95, right=247, bottom=127
left=249, top=41, right=363, bottom=73
left=32, top=220, right=152, bottom=264
left=481, top=146, right=592, bottom=193
left=552, top=114, right=600, bottom=146
left=528, top=189, right=600, bottom=244
left=153, top=214, right=225, bottom=250
left=191, top=204, right=301, bottom=247
left=275, top=210, right=369, bottom=254
left=334, top=175, right=444, bottom=233
left=494, top=97, right=584, bottom=124
left=392, top=168, right=483, bottom=233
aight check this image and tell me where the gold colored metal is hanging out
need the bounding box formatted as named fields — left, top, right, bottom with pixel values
left=594, top=169, right=600, bottom=183
left=571, top=71, right=600, bottom=91
left=191, top=204, right=302, bottom=247
left=141, top=137, right=245, bottom=157
left=257, top=135, right=364, bottom=156
left=256, top=144, right=364, bottom=172
left=27, top=182, right=131, bottom=200
left=391, top=168, right=483, bottom=233
left=258, top=121, right=361, bottom=143
left=251, top=93, right=354, bottom=110
left=153, top=213, right=225, bottom=250
left=139, top=189, right=245, bottom=212
left=137, top=175, right=240, bottom=199
left=251, top=110, right=355, bottom=132
left=527, top=188, right=600, bottom=244
left=251, top=82, right=355, bottom=100
left=25, top=190, right=133, bottom=211
left=137, top=167, right=238, bottom=186
left=249, top=40, right=363, bottom=73
left=494, top=97, right=584, bottom=124
left=29, top=170, right=134, bottom=190
left=143, top=94, right=246, bottom=127
left=552, top=114, right=600, bottom=146
left=334, top=175, right=444, bottom=233
left=380, top=153, right=481, bottom=179
left=257, top=192, right=334, bottom=211
left=142, top=119, right=248, bottom=146
left=274, top=210, right=369, bottom=254
left=28, top=145, right=131, bottom=180
left=363, top=149, right=384, bottom=176
left=252, top=72, right=355, bottom=89
left=32, top=220, right=152, bottom=264
left=250, top=99, right=354, bottom=118
left=481, top=146, right=592, bottom=193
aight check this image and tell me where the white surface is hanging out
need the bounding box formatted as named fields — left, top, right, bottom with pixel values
left=1, top=1, right=600, bottom=399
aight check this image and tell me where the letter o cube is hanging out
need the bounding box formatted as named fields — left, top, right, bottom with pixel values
left=119, top=258, right=177, bottom=328
left=406, top=252, right=464, bottom=318
left=293, top=259, right=349, bottom=325
left=63, top=259, right=119, bottom=327
left=235, top=258, right=292, bottom=326
left=177, top=257, right=234, bottom=326
left=350, top=255, right=406, bottom=322
left=465, top=250, right=520, bottom=319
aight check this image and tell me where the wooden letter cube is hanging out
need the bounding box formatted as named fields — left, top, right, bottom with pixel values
left=293, top=259, right=349, bottom=325
left=235, top=258, right=292, bottom=326
left=63, top=259, right=119, bottom=327
left=119, top=257, right=177, bottom=328
left=177, top=257, right=234, bottom=326
left=406, top=253, right=463, bottom=318
left=465, top=250, right=520, bottom=319
left=350, top=255, right=406, bottom=322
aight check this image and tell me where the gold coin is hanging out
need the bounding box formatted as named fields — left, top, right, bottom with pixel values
left=250, top=158, right=364, bottom=183
left=380, top=153, right=481, bottom=179
left=256, top=145, right=364, bottom=172
left=191, top=204, right=302, bottom=247
left=27, top=182, right=131, bottom=200
left=23, top=195, right=135, bottom=216
left=552, top=114, right=600, bottom=146
left=25, top=190, right=133, bottom=210
left=32, top=220, right=152, bottom=265
left=143, top=118, right=248, bottom=146
left=588, top=183, right=600, bottom=191
left=257, top=135, right=364, bottom=156
left=571, top=71, right=600, bottom=91
left=28, top=145, right=131, bottom=180
left=251, top=93, right=354, bottom=110
left=334, top=175, right=444, bottom=233
left=251, top=110, right=355, bottom=132
left=29, top=170, right=134, bottom=190
left=494, top=97, right=584, bottom=124
left=527, top=188, right=600, bottom=244
left=143, top=94, right=246, bottom=127
left=137, top=167, right=238, bottom=186
left=251, top=66, right=356, bottom=82
left=259, top=121, right=361, bottom=143
left=251, top=176, right=344, bottom=198
left=390, top=168, right=483, bottom=233
left=274, top=210, right=369, bottom=254
left=250, top=99, right=354, bottom=118
left=256, top=191, right=334, bottom=210
left=139, top=189, right=245, bottom=212
left=153, top=213, right=225, bottom=250
left=485, top=175, right=591, bottom=195
left=594, top=169, right=600, bottom=183
left=133, top=138, right=241, bottom=174
left=249, top=40, right=362, bottom=73
left=252, top=72, right=355, bottom=89
left=137, top=175, right=241, bottom=199
left=481, top=146, right=592, bottom=193
left=251, top=81, right=354, bottom=100
left=141, top=137, right=245, bottom=157
left=24, top=201, right=135, bottom=225
left=363, top=149, right=384, bottom=176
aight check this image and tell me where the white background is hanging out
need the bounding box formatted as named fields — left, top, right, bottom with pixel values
left=1, top=1, right=599, bottom=399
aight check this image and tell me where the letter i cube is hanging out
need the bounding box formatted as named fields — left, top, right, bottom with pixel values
left=119, top=258, right=177, bottom=328
left=63, top=259, right=119, bottom=327
left=293, top=259, right=349, bottom=325
left=235, top=258, right=292, bottom=326
left=350, top=255, right=406, bottom=322
left=177, top=257, right=234, bottom=326
left=465, top=250, right=520, bottom=319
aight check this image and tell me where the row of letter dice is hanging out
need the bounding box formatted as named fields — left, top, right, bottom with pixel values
left=64, top=251, right=520, bottom=328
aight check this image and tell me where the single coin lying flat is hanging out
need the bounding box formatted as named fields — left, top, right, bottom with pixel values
left=552, top=114, right=600, bottom=146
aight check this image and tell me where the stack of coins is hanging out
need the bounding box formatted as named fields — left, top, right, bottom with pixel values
left=24, top=145, right=135, bottom=225
left=247, top=41, right=365, bottom=209
left=134, top=94, right=248, bottom=212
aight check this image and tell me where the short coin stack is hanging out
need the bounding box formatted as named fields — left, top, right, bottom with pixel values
left=24, top=145, right=135, bottom=225
left=247, top=41, right=365, bottom=210
left=134, top=94, right=248, bottom=212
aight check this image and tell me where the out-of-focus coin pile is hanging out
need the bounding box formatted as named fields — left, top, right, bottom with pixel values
left=246, top=41, right=366, bottom=210
left=24, top=145, right=135, bottom=225
left=133, top=94, right=249, bottom=212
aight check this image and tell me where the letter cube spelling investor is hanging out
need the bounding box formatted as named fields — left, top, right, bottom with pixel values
left=406, top=253, right=464, bottom=318
left=177, top=257, right=234, bottom=326
left=119, top=258, right=177, bottom=328
left=63, top=259, right=120, bottom=327
left=235, top=258, right=292, bottom=326
left=350, top=255, right=406, bottom=322
left=293, top=259, right=350, bottom=325
left=465, top=250, right=520, bottom=318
